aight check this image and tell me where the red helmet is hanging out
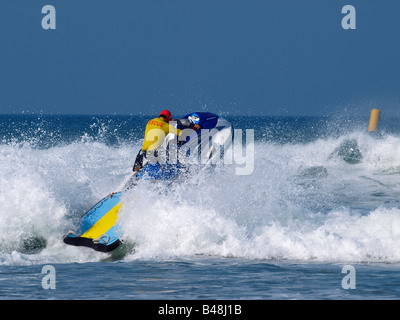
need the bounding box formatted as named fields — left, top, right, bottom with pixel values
left=159, top=110, right=172, bottom=122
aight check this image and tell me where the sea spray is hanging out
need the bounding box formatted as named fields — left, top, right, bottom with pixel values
left=119, top=133, right=400, bottom=262
left=1, top=115, right=400, bottom=265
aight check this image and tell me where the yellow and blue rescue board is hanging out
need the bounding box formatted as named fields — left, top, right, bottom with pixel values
left=63, top=192, right=123, bottom=252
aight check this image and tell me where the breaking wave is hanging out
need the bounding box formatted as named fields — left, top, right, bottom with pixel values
left=2, top=115, right=400, bottom=265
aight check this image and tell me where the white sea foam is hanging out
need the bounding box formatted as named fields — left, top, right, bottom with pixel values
left=119, top=132, right=400, bottom=263
left=1, top=130, right=400, bottom=265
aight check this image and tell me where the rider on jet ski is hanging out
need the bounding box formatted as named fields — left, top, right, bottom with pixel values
left=133, top=110, right=201, bottom=171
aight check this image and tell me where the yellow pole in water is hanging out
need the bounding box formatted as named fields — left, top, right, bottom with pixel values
left=368, top=108, right=380, bottom=132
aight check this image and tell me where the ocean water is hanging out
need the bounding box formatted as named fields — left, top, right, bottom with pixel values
left=1, top=113, right=400, bottom=301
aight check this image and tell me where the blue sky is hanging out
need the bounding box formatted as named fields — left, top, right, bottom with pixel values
left=0, top=0, right=399, bottom=116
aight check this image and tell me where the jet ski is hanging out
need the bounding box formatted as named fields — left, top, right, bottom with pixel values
left=63, top=112, right=233, bottom=252
left=135, top=112, right=233, bottom=182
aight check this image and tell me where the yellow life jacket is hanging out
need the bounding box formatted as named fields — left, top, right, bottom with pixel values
left=141, top=117, right=181, bottom=151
